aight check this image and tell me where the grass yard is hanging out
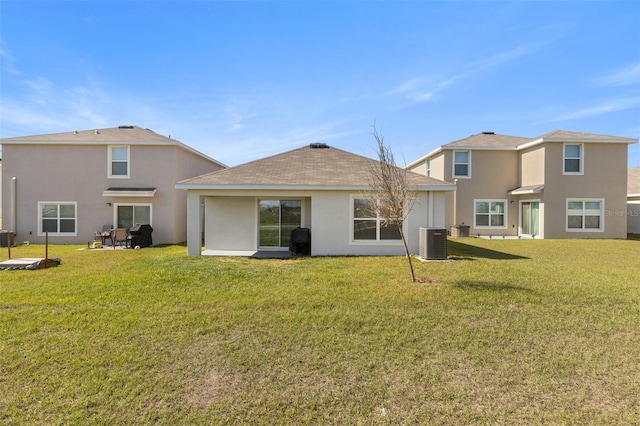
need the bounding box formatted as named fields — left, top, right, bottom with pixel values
left=1, top=238, right=639, bottom=425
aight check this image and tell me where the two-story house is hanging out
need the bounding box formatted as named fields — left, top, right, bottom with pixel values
left=407, top=130, right=638, bottom=239
left=1, top=126, right=225, bottom=245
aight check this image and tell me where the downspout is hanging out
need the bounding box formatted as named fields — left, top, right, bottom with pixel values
left=10, top=177, right=17, bottom=233
left=427, top=191, right=434, bottom=227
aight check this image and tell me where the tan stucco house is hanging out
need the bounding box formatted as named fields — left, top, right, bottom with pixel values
left=628, top=167, right=640, bottom=235
left=1, top=126, right=225, bottom=245
left=177, top=144, right=455, bottom=256
left=407, top=130, right=638, bottom=239
left=0, top=151, right=3, bottom=229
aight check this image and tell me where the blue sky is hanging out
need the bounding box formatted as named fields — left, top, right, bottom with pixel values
left=1, top=1, right=639, bottom=167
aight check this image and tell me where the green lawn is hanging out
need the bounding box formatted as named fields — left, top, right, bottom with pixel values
left=1, top=238, right=639, bottom=425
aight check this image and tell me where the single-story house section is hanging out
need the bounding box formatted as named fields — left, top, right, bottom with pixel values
left=628, top=167, right=640, bottom=234
left=177, top=144, right=456, bottom=256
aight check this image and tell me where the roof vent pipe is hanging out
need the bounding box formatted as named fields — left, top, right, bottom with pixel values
left=310, top=143, right=329, bottom=149
left=95, top=130, right=100, bottom=134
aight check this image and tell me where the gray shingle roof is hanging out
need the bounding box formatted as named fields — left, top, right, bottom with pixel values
left=444, top=132, right=529, bottom=149
left=178, top=145, right=454, bottom=189
left=0, top=125, right=226, bottom=167
left=0, top=125, right=175, bottom=143
left=533, top=130, right=637, bottom=143
left=442, top=130, right=637, bottom=149
left=629, top=167, right=640, bottom=195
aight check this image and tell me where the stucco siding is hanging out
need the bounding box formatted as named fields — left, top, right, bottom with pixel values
left=0, top=161, right=2, bottom=229
left=451, top=150, right=519, bottom=236
left=628, top=199, right=640, bottom=234
left=2, top=142, right=222, bottom=245
left=191, top=189, right=446, bottom=256
left=520, top=145, right=545, bottom=186
left=542, top=143, right=628, bottom=238
left=206, top=196, right=257, bottom=251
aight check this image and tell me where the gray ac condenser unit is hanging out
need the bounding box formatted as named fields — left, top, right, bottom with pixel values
left=419, top=228, right=447, bottom=260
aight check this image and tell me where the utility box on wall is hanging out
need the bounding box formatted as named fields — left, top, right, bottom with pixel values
left=419, top=228, right=447, bottom=260
left=0, top=231, right=16, bottom=247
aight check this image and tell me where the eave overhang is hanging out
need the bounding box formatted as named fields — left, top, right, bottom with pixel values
left=509, top=185, right=545, bottom=195
left=175, top=183, right=457, bottom=192
left=103, top=187, right=157, bottom=197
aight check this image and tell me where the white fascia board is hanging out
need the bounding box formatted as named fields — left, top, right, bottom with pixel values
left=444, top=145, right=518, bottom=151
left=405, top=147, right=442, bottom=169
left=628, top=193, right=640, bottom=198
left=175, top=183, right=457, bottom=192
left=517, top=137, right=638, bottom=151
left=173, top=141, right=229, bottom=168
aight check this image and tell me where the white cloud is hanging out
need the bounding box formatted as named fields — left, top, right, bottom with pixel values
left=0, top=44, right=20, bottom=75
left=596, top=61, right=640, bottom=87
left=385, top=41, right=547, bottom=106
left=385, top=79, right=420, bottom=96
left=0, top=75, right=152, bottom=136
left=541, top=97, right=640, bottom=123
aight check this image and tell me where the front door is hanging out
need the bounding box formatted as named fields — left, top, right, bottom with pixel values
left=259, top=200, right=302, bottom=249
left=520, top=201, right=540, bottom=237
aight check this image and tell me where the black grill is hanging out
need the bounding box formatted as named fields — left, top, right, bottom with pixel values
left=129, top=224, right=153, bottom=248
left=289, top=227, right=311, bottom=256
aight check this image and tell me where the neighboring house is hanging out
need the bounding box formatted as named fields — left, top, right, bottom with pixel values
left=1, top=126, right=225, bottom=245
left=176, top=144, right=455, bottom=256
left=407, top=130, right=638, bottom=239
left=628, top=167, right=640, bottom=234
left=0, top=151, right=2, bottom=229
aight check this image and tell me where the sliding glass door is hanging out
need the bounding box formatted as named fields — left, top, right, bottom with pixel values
left=521, top=201, right=540, bottom=237
left=259, top=200, right=302, bottom=248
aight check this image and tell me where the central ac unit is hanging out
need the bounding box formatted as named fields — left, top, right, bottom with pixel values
left=419, top=228, right=447, bottom=260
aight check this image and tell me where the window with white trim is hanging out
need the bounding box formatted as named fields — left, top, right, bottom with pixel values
left=352, top=197, right=402, bottom=242
left=563, top=144, right=583, bottom=174
left=39, top=202, right=77, bottom=236
left=566, top=199, right=603, bottom=231
left=474, top=200, right=507, bottom=228
left=453, top=150, right=471, bottom=178
left=109, top=145, right=130, bottom=178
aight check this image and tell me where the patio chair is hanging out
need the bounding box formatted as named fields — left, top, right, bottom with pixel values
left=113, top=228, right=129, bottom=249
left=95, top=225, right=114, bottom=246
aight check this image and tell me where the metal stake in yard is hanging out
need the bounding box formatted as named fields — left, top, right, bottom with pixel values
left=6, top=230, right=11, bottom=260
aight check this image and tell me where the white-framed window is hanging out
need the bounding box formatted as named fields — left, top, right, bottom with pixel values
left=109, top=145, right=130, bottom=178
left=566, top=199, right=603, bottom=232
left=38, top=201, right=77, bottom=236
left=563, top=143, right=583, bottom=175
left=453, top=150, right=471, bottom=178
left=351, top=196, right=402, bottom=243
left=115, top=203, right=152, bottom=230
left=474, top=200, right=507, bottom=229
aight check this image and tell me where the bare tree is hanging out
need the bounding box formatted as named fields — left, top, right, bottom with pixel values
left=363, top=125, right=418, bottom=282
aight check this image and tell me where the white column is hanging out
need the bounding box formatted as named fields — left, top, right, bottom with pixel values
left=186, top=191, right=202, bottom=256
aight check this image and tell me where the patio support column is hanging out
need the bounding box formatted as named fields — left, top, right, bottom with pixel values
left=186, top=191, right=202, bottom=256
left=10, top=177, right=17, bottom=233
